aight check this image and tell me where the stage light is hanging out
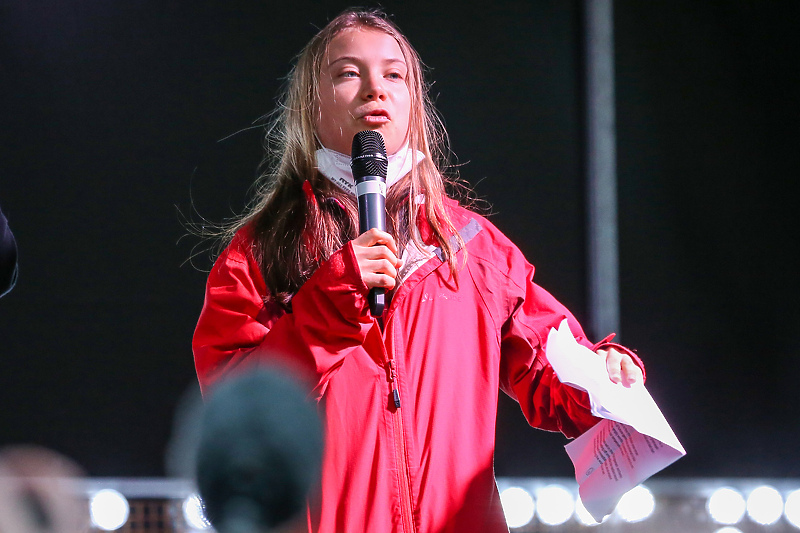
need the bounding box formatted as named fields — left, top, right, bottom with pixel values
left=783, top=489, right=800, bottom=529
left=574, top=497, right=601, bottom=526
left=535, top=484, right=574, bottom=526
left=89, top=489, right=129, bottom=531
left=616, top=485, right=655, bottom=523
left=183, top=493, right=213, bottom=530
left=746, top=485, right=783, bottom=525
left=500, top=486, right=535, bottom=529
left=707, top=487, right=746, bottom=525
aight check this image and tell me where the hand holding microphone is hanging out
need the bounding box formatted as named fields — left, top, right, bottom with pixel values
left=350, top=131, right=400, bottom=316
left=351, top=228, right=401, bottom=291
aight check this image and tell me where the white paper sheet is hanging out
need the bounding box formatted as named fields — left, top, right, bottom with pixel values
left=545, top=319, right=686, bottom=521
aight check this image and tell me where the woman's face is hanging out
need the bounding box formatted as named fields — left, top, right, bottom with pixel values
left=316, top=28, right=411, bottom=156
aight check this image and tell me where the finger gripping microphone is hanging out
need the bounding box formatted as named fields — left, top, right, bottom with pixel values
left=351, top=130, right=388, bottom=317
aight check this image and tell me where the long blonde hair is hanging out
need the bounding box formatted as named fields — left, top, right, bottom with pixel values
left=228, top=9, right=468, bottom=309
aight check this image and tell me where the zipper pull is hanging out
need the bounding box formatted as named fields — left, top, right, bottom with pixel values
left=386, top=360, right=402, bottom=409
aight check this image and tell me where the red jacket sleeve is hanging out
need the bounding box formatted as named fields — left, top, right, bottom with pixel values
left=192, top=229, right=374, bottom=397
left=489, top=231, right=644, bottom=439
left=498, top=263, right=601, bottom=438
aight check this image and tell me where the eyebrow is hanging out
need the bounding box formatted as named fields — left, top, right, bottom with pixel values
left=328, top=56, right=407, bottom=68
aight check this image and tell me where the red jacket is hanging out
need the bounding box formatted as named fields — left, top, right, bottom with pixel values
left=193, top=203, right=640, bottom=533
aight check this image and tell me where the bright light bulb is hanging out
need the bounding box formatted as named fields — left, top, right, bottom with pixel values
left=183, top=493, right=213, bottom=530
left=714, top=527, right=743, bottom=533
left=784, top=489, right=800, bottom=529
left=535, top=484, right=574, bottom=526
left=574, top=496, right=601, bottom=526
left=707, top=487, right=746, bottom=525
left=89, top=489, right=130, bottom=531
left=616, top=485, right=655, bottom=523
left=746, top=485, right=783, bottom=525
left=500, top=487, right=535, bottom=529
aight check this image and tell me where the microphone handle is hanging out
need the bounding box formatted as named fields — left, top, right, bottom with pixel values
left=356, top=177, right=386, bottom=317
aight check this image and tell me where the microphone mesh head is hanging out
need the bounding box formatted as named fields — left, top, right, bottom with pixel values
left=351, top=130, right=388, bottom=179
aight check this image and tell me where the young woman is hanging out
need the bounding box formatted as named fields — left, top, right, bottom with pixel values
left=193, top=9, right=644, bottom=533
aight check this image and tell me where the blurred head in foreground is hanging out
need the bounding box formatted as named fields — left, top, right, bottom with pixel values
left=0, top=445, right=87, bottom=533
left=170, top=367, right=323, bottom=533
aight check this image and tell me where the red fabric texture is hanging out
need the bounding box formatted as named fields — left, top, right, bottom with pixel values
left=193, top=204, right=643, bottom=533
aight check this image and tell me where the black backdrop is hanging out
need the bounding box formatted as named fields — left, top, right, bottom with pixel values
left=1, top=1, right=797, bottom=478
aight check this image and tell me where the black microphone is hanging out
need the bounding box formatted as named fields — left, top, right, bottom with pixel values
left=194, top=369, right=323, bottom=533
left=351, top=130, right=388, bottom=317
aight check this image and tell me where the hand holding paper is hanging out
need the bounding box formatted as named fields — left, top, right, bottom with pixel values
left=546, top=319, right=686, bottom=522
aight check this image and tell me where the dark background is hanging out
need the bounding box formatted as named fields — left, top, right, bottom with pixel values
left=1, top=1, right=797, bottom=478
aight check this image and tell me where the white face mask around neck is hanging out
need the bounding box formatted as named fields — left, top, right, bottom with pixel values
left=315, top=143, right=426, bottom=195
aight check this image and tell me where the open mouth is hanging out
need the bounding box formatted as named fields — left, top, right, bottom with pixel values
left=361, top=109, right=390, bottom=122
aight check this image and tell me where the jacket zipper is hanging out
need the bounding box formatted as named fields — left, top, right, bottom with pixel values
left=386, top=359, right=416, bottom=533
left=387, top=359, right=401, bottom=408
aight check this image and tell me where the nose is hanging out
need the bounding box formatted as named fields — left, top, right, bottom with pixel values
left=362, top=73, right=387, bottom=101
